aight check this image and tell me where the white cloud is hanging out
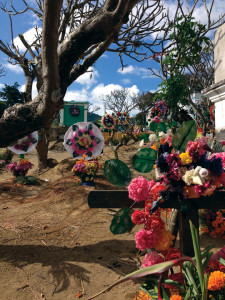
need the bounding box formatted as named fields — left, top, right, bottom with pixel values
left=13, top=27, right=42, bottom=53
left=75, top=67, right=99, bottom=88
left=118, top=65, right=154, bottom=78
left=91, top=83, right=123, bottom=99
left=5, top=63, right=23, bottom=74
left=20, top=81, right=38, bottom=99
left=64, top=83, right=139, bottom=116
left=121, top=78, right=131, bottom=85
left=0, top=83, right=4, bottom=89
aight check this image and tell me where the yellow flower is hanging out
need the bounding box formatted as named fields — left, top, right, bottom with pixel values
left=208, top=271, right=225, bottom=291
left=179, top=152, right=192, bottom=165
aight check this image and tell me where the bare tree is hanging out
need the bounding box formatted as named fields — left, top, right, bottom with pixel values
left=0, top=0, right=223, bottom=168
left=101, top=88, right=138, bottom=114
left=0, top=64, right=5, bottom=77
left=133, top=91, right=154, bottom=124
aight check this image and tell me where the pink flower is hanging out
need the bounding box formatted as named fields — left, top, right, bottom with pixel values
left=141, top=251, right=164, bottom=268
left=128, top=176, right=150, bottom=202
left=135, top=228, right=158, bottom=250
left=153, top=116, right=160, bottom=124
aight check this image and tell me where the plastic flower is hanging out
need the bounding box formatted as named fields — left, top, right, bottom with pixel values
left=128, top=176, right=150, bottom=202
left=141, top=251, right=164, bottom=268
left=179, top=152, right=192, bottom=165
left=155, top=229, right=175, bottom=251
left=208, top=271, right=225, bottom=291
left=133, top=290, right=152, bottom=300
left=157, top=153, right=169, bottom=173
left=149, top=134, right=157, bottom=143
left=169, top=295, right=182, bottom=300
left=135, top=228, right=158, bottom=251
left=131, top=210, right=146, bottom=225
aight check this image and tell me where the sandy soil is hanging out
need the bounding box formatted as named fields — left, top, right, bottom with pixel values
left=0, top=141, right=224, bottom=300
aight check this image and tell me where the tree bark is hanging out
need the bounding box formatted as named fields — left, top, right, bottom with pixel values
left=36, top=128, right=50, bottom=169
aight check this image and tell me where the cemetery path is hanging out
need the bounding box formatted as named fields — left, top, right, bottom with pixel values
left=0, top=142, right=224, bottom=300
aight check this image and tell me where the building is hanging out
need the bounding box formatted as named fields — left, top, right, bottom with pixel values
left=59, top=101, right=89, bottom=126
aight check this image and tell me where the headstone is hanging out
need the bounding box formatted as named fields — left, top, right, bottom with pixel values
left=202, top=23, right=225, bottom=141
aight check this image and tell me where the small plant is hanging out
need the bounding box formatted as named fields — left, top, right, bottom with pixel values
left=0, top=148, right=13, bottom=163
left=6, top=159, right=33, bottom=177
left=13, top=175, right=38, bottom=185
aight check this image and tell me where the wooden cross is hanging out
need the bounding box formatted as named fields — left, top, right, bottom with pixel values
left=88, top=188, right=225, bottom=256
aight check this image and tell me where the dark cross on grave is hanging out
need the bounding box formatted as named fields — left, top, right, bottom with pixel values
left=88, top=188, right=225, bottom=257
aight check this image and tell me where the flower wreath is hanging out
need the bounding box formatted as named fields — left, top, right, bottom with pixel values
left=101, top=114, right=116, bottom=130
left=13, top=133, right=37, bottom=152
left=210, top=105, right=215, bottom=120
left=70, top=105, right=80, bottom=117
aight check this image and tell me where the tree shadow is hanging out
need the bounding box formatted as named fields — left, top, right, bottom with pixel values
left=0, top=239, right=137, bottom=293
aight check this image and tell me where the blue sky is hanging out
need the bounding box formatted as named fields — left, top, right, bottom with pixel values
left=0, top=0, right=224, bottom=116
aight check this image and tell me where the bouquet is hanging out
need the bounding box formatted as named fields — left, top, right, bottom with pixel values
left=6, top=159, right=33, bottom=177
left=72, top=155, right=100, bottom=185
left=200, top=209, right=225, bottom=239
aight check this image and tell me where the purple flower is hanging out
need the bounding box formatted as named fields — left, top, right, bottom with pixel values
left=157, top=153, right=169, bottom=173
left=208, top=156, right=223, bottom=177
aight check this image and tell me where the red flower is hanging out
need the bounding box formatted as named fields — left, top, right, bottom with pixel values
left=132, top=210, right=146, bottom=225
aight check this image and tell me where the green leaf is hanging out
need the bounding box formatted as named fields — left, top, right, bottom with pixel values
left=88, top=257, right=196, bottom=300
left=104, top=159, right=132, bottom=187
left=158, top=122, right=167, bottom=133
left=170, top=121, right=177, bottom=128
left=132, top=148, right=157, bottom=173
left=110, top=207, right=135, bottom=234
left=172, top=120, right=197, bottom=152
left=140, top=133, right=149, bottom=142
left=150, top=121, right=158, bottom=131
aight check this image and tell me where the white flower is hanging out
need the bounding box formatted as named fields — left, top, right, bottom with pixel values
left=149, top=134, right=157, bottom=143
left=182, top=169, right=195, bottom=185
left=139, top=139, right=145, bottom=147
left=199, top=168, right=208, bottom=178
left=159, top=132, right=166, bottom=139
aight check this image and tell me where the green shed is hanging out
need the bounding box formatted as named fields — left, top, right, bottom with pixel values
left=59, top=101, right=89, bottom=126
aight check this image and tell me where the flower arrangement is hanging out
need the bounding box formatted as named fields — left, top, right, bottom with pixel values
left=70, top=104, right=80, bottom=116
left=6, top=159, right=33, bottom=177
left=147, top=100, right=168, bottom=121
left=200, top=209, right=225, bottom=238
left=72, top=155, right=100, bottom=185
left=150, top=136, right=225, bottom=214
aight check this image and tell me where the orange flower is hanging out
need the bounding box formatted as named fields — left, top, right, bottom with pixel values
left=155, top=229, right=175, bottom=251
left=170, top=296, right=183, bottom=300
left=217, top=211, right=222, bottom=217
left=133, top=290, right=152, bottom=300
left=208, top=271, right=225, bottom=291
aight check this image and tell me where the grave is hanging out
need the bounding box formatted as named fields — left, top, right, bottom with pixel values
left=88, top=189, right=225, bottom=257
left=88, top=24, right=225, bottom=257
left=203, top=23, right=225, bottom=141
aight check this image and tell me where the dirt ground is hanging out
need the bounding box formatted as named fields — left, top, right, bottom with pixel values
left=0, top=141, right=224, bottom=300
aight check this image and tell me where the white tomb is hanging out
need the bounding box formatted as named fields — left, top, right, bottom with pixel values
left=202, top=23, right=225, bottom=141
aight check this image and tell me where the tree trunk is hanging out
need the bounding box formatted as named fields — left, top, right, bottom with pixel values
left=36, top=128, right=50, bottom=170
